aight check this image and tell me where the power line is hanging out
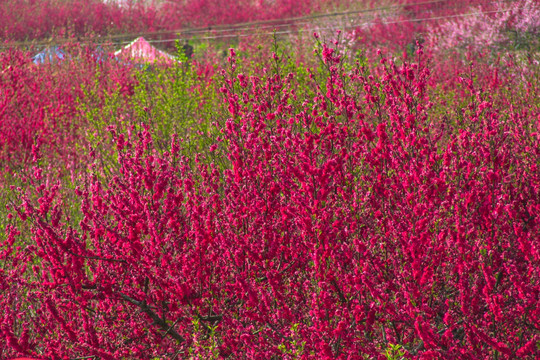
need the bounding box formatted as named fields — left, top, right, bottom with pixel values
left=1, top=1, right=516, bottom=49
left=106, top=7, right=522, bottom=46
left=1, top=0, right=476, bottom=48
left=95, top=0, right=452, bottom=38
left=182, top=7, right=522, bottom=42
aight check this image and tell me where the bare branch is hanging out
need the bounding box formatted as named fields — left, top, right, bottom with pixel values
left=118, top=292, right=185, bottom=343
left=267, top=323, right=291, bottom=341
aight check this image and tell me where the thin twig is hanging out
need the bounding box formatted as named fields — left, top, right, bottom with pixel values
left=267, top=323, right=292, bottom=341
left=118, top=292, right=186, bottom=343
left=330, top=279, right=347, bottom=304
left=163, top=317, right=182, bottom=339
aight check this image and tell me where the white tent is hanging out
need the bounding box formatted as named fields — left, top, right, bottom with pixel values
left=114, top=37, right=177, bottom=64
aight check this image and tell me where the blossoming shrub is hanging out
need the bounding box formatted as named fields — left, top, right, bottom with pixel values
left=0, top=45, right=138, bottom=179
left=1, top=37, right=538, bottom=359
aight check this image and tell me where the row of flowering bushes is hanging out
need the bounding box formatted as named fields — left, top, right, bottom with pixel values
left=1, top=29, right=539, bottom=358
left=7, top=0, right=533, bottom=45
left=0, top=0, right=376, bottom=42
left=0, top=0, right=155, bottom=41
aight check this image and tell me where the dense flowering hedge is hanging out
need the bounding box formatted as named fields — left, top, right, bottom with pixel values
left=1, top=34, right=539, bottom=358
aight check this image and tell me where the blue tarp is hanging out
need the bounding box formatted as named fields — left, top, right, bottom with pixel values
left=31, top=44, right=155, bottom=70
left=32, top=45, right=110, bottom=64
left=32, top=46, right=66, bottom=64
left=87, top=45, right=109, bottom=62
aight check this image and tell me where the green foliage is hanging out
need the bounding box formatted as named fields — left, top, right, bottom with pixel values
left=277, top=323, right=306, bottom=359
left=188, top=315, right=221, bottom=359
left=384, top=343, right=406, bottom=360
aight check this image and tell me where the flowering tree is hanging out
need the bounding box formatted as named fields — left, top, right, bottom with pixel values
left=427, top=0, right=540, bottom=54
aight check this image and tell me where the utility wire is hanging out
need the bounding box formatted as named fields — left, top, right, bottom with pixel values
left=1, top=1, right=518, bottom=50
left=182, top=7, right=521, bottom=42
left=98, top=7, right=521, bottom=46
left=1, top=0, right=497, bottom=48
left=90, top=0, right=453, bottom=38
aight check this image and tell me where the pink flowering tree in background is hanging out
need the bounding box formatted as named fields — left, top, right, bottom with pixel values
left=427, top=0, right=540, bottom=55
